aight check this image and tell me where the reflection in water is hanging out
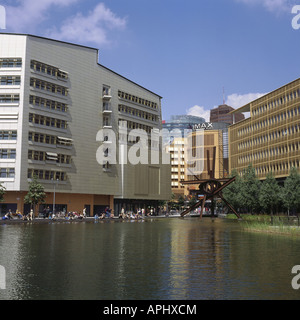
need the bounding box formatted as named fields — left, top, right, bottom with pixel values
left=0, top=218, right=300, bottom=300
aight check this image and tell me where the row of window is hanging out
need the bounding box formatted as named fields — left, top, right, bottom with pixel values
left=0, top=76, right=21, bottom=86
left=0, top=58, right=22, bottom=68
left=253, top=89, right=300, bottom=116
left=118, top=104, right=159, bottom=122
left=0, top=131, right=17, bottom=140
left=28, top=150, right=71, bottom=164
left=238, top=106, right=300, bottom=137
left=30, top=95, right=68, bottom=113
left=0, top=94, right=20, bottom=103
left=30, top=78, right=68, bottom=96
left=255, top=163, right=300, bottom=176
left=118, top=119, right=154, bottom=134
left=28, top=132, right=73, bottom=146
left=0, top=149, right=16, bottom=159
left=118, top=90, right=158, bottom=110
left=30, top=60, right=68, bottom=80
left=27, top=169, right=67, bottom=181
left=0, top=168, right=15, bottom=178
left=238, top=124, right=300, bottom=151
left=238, top=142, right=300, bottom=164
left=29, top=113, right=67, bottom=129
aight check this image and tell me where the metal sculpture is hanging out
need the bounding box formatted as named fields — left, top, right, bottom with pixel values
left=180, top=147, right=241, bottom=219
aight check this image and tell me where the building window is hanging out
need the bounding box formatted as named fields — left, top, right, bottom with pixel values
left=0, top=149, right=16, bottom=159
left=30, top=60, right=68, bottom=80
left=118, top=104, right=158, bottom=123
left=29, top=95, right=68, bottom=113
left=0, top=76, right=21, bottom=85
left=29, top=113, right=68, bottom=129
left=30, top=78, right=68, bottom=96
left=0, top=131, right=17, bottom=140
left=0, top=58, right=22, bottom=68
left=0, top=94, right=20, bottom=103
left=118, top=90, right=158, bottom=110
left=103, top=85, right=111, bottom=96
left=27, top=169, right=67, bottom=181
left=0, top=168, right=15, bottom=178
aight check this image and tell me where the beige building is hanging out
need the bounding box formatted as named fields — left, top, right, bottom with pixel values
left=229, top=78, right=300, bottom=180
left=165, top=137, right=187, bottom=199
left=0, top=33, right=171, bottom=216
left=165, top=123, right=229, bottom=198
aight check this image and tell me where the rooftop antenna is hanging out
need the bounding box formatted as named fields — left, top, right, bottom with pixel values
left=222, top=86, right=225, bottom=105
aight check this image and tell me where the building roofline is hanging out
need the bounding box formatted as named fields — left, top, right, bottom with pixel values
left=230, top=77, right=300, bottom=114
left=0, top=33, right=163, bottom=99
left=0, top=32, right=99, bottom=52
left=98, top=63, right=163, bottom=99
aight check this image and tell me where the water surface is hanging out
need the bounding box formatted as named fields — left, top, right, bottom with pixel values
left=0, top=218, right=299, bottom=300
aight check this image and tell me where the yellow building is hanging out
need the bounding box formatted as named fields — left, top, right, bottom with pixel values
left=229, top=78, right=300, bottom=180
left=165, top=124, right=229, bottom=198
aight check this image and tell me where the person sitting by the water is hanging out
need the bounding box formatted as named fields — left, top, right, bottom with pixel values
left=105, top=207, right=110, bottom=218
left=130, top=212, right=135, bottom=219
left=94, top=213, right=99, bottom=220
left=16, top=209, right=23, bottom=219
left=77, top=211, right=83, bottom=220
left=28, top=209, right=34, bottom=221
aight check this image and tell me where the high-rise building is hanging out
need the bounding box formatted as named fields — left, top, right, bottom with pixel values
left=0, top=33, right=171, bottom=216
left=229, top=78, right=300, bottom=181
left=210, top=104, right=244, bottom=124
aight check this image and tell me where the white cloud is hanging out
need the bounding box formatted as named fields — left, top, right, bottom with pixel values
left=6, top=0, right=78, bottom=32
left=47, top=3, right=127, bottom=46
left=186, top=105, right=211, bottom=122
left=226, top=92, right=267, bottom=109
left=5, top=1, right=127, bottom=47
left=186, top=93, right=267, bottom=122
left=235, top=0, right=297, bottom=13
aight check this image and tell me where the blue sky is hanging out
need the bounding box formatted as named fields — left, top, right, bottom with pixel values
left=1, top=0, right=300, bottom=121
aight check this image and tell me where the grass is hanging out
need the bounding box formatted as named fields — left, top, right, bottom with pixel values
left=226, top=213, right=300, bottom=237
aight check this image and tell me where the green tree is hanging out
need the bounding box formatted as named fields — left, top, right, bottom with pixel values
left=188, top=195, right=197, bottom=208
left=223, top=168, right=243, bottom=211
left=258, top=172, right=281, bottom=215
left=240, top=164, right=261, bottom=214
left=24, top=175, right=46, bottom=215
left=281, top=167, right=300, bottom=215
left=0, top=182, right=6, bottom=202
left=177, top=195, right=185, bottom=210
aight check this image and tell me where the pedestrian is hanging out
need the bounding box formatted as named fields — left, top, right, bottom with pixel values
left=29, top=209, right=34, bottom=221
left=121, top=207, right=125, bottom=219
left=83, top=207, right=87, bottom=218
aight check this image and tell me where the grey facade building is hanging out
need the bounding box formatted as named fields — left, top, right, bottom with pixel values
left=0, top=33, right=171, bottom=215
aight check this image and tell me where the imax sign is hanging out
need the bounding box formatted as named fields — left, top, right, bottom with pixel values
left=193, top=122, right=213, bottom=130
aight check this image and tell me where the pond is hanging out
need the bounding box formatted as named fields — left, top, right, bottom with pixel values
left=0, top=217, right=299, bottom=300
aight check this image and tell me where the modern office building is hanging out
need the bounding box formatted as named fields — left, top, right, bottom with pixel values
left=210, top=104, right=244, bottom=124
left=229, top=78, right=300, bottom=181
left=0, top=33, right=171, bottom=215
